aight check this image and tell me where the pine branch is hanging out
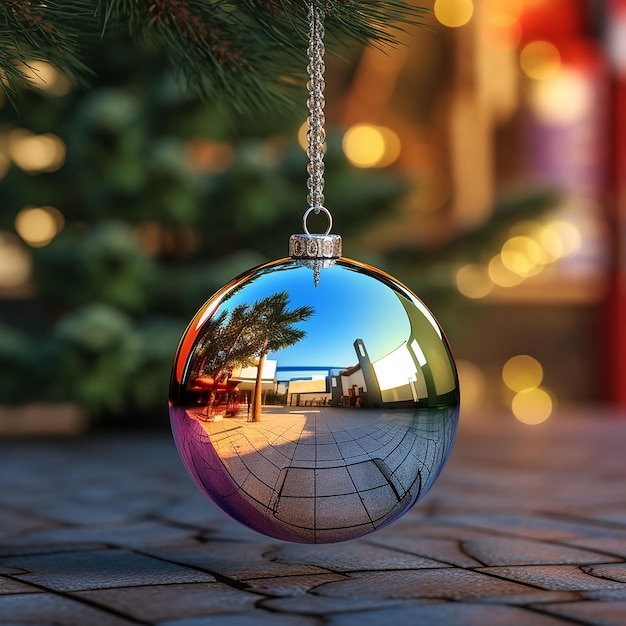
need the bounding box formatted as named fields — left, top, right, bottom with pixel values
left=0, top=1, right=94, bottom=96
left=0, top=0, right=426, bottom=107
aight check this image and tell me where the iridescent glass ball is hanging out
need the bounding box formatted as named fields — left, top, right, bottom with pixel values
left=169, top=257, right=459, bottom=543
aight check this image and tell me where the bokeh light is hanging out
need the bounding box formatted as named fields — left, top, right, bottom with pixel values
left=7, top=129, right=66, bottom=173
left=0, top=231, right=33, bottom=289
left=15, top=206, right=64, bottom=248
left=529, top=68, right=592, bottom=125
left=549, top=220, right=582, bottom=257
left=22, top=61, right=73, bottom=97
left=520, top=41, right=561, bottom=80
left=488, top=254, right=525, bottom=287
left=185, top=139, right=234, bottom=173
left=342, top=124, right=401, bottom=168
left=500, top=236, right=544, bottom=277
left=434, top=0, right=474, bottom=28
left=512, top=387, right=553, bottom=425
left=455, top=264, right=493, bottom=299
left=502, top=354, right=543, bottom=392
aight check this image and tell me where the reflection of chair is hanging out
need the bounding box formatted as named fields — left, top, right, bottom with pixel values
left=191, top=377, right=241, bottom=417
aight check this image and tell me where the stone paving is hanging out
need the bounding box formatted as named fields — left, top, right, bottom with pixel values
left=2, top=409, right=626, bottom=624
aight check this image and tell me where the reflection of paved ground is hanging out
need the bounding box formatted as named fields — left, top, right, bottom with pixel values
left=182, top=406, right=456, bottom=542
left=3, top=411, right=626, bottom=623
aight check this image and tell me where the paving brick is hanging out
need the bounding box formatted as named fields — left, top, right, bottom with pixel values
left=0, top=576, right=42, bottom=594
left=533, top=600, right=626, bottom=626
left=0, top=542, right=110, bottom=558
left=583, top=563, right=626, bottom=583
left=313, top=569, right=545, bottom=601
left=0, top=566, right=27, bottom=575
left=365, top=533, right=497, bottom=568
left=1, top=520, right=197, bottom=552
left=325, top=603, right=572, bottom=626
left=2, top=415, right=626, bottom=624
left=142, top=540, right=330, bottom=581
left=75, top=582, right=259, bottom=621
left=0, top=592, right=138, bottom=625
left=158, top=613, right=322, bottom=626
left=266, top=541, right=448, bottom=572
left=584, top=588, right=626, bottom=600
left=21, top=493, right=176, bottom=525
left=243, top=573, right=348, bottom=596
left=565, top=536, right=626, bottom=560
left=462, top=536, right=618, bottom=566
left=585, top=509, right=626, bottom=526
left=478, top=564, right=626, bottom=591
left=1, top=549, right=215, bottom=592
left=0, top=508, right=60, bottom=539
left=427, top=513, right=622, bottom=540
left=260, top=595, right=421, bottom=615
left=155, top=493, right=244, bottom=530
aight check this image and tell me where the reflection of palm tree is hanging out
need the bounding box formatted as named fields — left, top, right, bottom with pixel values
left=190, top=304, right=259, bottom=410
left=250, top=292, right=314, bottom=422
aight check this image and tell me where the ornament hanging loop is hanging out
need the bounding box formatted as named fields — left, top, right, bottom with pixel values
left=303, top=205, right=332, bottom=236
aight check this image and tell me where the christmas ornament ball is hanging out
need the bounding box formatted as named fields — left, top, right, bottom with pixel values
left=169, top=244, right=459, bottom=543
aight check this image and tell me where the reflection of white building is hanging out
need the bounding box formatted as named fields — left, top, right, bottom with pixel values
left=231, top=360, right=277, bottom=395
left=373, top=340, right=428, bottom=403
left=329, top=335, right=456, bottom=408
left=286, top=377, right=331, bottom=406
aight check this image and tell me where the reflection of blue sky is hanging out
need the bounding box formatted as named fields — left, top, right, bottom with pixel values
left=222, top=261, right=410, bottom=376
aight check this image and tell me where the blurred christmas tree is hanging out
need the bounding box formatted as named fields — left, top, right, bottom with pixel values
left=0, top=1, right=555, bottom=426
left=0, top=8, right=415, bottom=425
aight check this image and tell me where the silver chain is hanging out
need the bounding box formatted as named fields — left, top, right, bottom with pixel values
left=306, top=0, right=326, bottom=214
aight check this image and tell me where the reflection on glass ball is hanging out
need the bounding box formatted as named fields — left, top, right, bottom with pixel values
left=169, top=257, right=459, bottom=543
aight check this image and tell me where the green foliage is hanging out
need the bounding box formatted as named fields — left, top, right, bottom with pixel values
left=0, top=0, right=94, bottom=99
left=1, top=0, right=427, bottom=109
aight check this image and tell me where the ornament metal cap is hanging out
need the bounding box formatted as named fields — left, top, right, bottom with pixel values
left=290, top=205, right=342, bottom=261
left=289, top=233, right=342, bottom=260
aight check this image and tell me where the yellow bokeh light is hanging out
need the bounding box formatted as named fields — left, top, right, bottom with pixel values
left=456, top=264, right=493, bottom=299
left=342, top=124, right=401, bottom=168
left=529, top=68, right=592, bottom=125
left=8, top=129, right=66, bottom=173
left=0, top=231, right=33, bottom=289
left=537, top=224, right=564, bottom=262
left=512, top=387, right=553, bottom=425
left=488, top=254, right=525, bottom=287
left=434, top=0, right=474, bottom=28
left=15, top=206, right=64, bottom=248
left=22, top=61, right=73, bottom=97
left=500, top=236, right=544, bottom=277
left=520, top=41, right=561, bottom=80
left=549, top=220, right=582, bottom=257
left=502, top=354, right=543, bottom=392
